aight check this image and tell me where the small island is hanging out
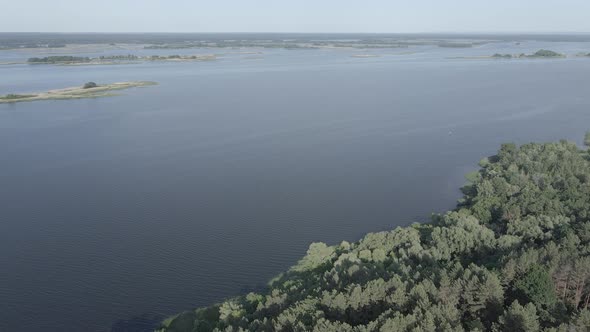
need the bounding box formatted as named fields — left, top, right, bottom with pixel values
left=452, top=49, right=566, bottom=60
left=491, top=49, right=565, bottom=59
left=25, top=54, right=217, bottom=66
left=0, top=81, right=157, bottom=103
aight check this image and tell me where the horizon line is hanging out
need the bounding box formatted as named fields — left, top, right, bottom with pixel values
left=2, top=31, right=590, bottom=35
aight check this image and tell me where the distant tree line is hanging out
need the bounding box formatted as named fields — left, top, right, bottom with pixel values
left=492, top=50, right=564, bottom=59
left=27, top=56, right=91, bottom=64
left=0, top=94, right=36, bottom=100
left=493, top=53, right=514, bottom=59
left=97, top=54, right=139, bottom=60
left=532, top=49, right=562, bottom=57
left=25, top=54, right=216, bottom=64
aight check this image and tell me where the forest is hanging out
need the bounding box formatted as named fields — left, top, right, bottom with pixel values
left=159, top=136, right=590, bottom=332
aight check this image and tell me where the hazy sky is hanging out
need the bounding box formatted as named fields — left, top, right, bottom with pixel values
left=2, top=0, right=590, bottom=33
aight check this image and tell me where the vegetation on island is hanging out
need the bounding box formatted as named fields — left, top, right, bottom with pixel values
left=0, top=81, right=157, bottom=104
left=83, top=82, right=98, bottom=89
left=98, top=54, right=140, bottom=60
left=492, top=53, right=514, bottom=59
left=532, top=49, right=563, bottom=57
left=160, top=137, right=590, bottom=332
left=492, top=49, right=564, bottom=60
left=0, top=93, right=37, bottom=100
left=28, top=56, right=91, bottom=64
left=25, top=54, right=216, bottom=66
left=147, top=54, right=216, bottom=60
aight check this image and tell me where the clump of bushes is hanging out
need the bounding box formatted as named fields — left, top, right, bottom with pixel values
left=83, top=82, right=98, bottom=89
left=532, top=49, right=562, bottom=57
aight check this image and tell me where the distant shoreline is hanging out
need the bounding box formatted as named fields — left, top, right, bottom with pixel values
left=449, top=49, right=578, bottom=60
left=0, top=54, right=218, bottom=66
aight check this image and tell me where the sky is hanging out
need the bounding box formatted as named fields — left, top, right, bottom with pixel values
left=1, top=0, right=590, bottom=33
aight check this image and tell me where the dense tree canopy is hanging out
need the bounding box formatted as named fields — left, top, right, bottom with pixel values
left=159, top=138, right=590, bottom=332
left=532, top=50, right=563, bottom=57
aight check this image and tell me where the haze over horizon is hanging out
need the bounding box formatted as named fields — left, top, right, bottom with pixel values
left=2, top=0, right=590, bottom=33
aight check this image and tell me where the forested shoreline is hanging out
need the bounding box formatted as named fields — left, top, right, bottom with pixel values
left=160, top=137, right=590, bottom=332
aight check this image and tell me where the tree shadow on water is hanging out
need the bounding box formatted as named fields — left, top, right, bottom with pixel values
left=111, top=313, right=165, bottom=332
left=109, top=284, right=266, bottom=331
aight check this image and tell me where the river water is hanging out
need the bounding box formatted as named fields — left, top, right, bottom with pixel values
left=1, top=37, right=590, bottom=331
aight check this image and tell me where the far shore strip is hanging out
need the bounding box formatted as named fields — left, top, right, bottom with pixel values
left=0, top=81, right=157, bottom=104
